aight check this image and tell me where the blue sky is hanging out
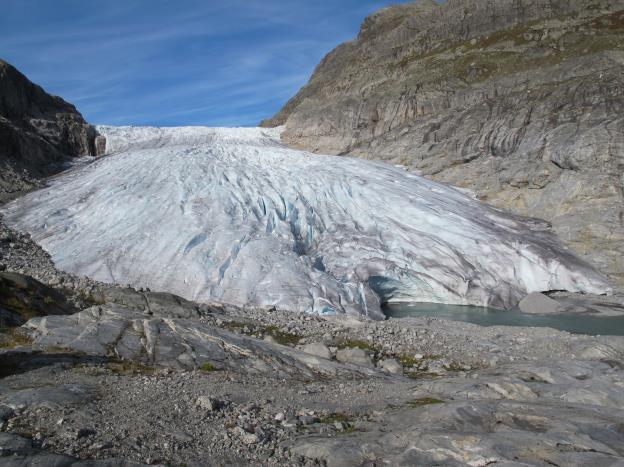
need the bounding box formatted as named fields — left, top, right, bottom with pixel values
left=1, top=0, right=421, bottom=127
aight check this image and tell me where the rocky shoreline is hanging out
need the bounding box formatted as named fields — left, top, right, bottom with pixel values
left=2, top=204, right=624, bottom=466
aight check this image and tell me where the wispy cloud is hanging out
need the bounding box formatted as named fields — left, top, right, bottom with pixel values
left=1, top=0, right=416, bottom=127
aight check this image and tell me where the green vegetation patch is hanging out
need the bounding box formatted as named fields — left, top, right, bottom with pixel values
left=106, top=360, right=156, bottom=375
left=2, top=295, right=44, bottom=322
left=76, top=290, right=106, bottom=307
left=319, top=413, right=357, bottom=434
left=0, top=328, right=33, bottom=349
left=319, top=412, right=353, bottom=424
left=470, top=20, right=542, bottom=49
left=216, top=319, right=302, bottom=346
left=397, top=353, right=438, bottom=368
left=404, top=369, right=442, bottom=380
left=336, top=339, right=377, bottom=352
left=222, top=320, right=249, bottom=332
left=389, top=9, right=624, bottom=85
left=406, top=397, right=445, bottom=408
left=199, top=362, right=218, bottom=372
left=264, top=325, right=301, bottom=346
left=444, top=361, right=468, bottom=372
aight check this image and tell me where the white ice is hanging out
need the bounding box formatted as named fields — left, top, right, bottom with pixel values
left=2, top=125, right=612, bottom=318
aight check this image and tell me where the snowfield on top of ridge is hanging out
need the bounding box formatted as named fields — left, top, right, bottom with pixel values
left=2, top=125, right=611, bottom=318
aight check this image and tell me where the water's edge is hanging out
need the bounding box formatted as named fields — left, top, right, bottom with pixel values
left=385, top=302, right=624, bottom=336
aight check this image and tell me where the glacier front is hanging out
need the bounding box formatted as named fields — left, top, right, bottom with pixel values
left=2, top=126, right=611, bottom=319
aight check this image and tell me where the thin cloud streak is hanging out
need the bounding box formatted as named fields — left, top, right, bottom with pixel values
left=1, top=0, right=417, bottom=127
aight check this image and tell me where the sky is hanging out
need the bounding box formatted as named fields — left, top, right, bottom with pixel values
left=1, top=0, right=421, bottom=127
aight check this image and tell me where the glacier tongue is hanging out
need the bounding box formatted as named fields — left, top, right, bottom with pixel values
left=2, top=125, right=611, bottom=318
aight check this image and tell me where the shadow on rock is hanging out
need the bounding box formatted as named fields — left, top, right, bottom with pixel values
left=0, top=349, right=107, bottom=379
left=0, top=271, right=77, bottom=327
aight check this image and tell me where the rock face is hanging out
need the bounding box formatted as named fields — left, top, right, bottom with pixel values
left=22, top=302, right=382, bottom=379
left=0, top=272, right=77, bottom=327
left=2, top=126, right=611, bottom=316
left=335, top=348, right=375, bottom=368
left=0, top=59, right=97, bottom=197
left=94, top=134, right=107, bottom=157
left=263, top=0, right=624, bottom=287
left=2, top=260, right=624, bottom=465
left=7, top=295, right=624, bottom=466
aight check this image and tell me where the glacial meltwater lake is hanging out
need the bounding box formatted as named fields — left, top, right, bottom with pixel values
left=385, top=302, right=624, bottom=336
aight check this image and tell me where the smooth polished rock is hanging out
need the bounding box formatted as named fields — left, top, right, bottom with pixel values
left=518, top=292, right=562, bottom=314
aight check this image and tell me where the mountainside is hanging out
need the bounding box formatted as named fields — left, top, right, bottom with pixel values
left=262, top=0, right=624, bottom=287
left=0, top=59, right=97, bottom=198
left=1, top=125, right=610, bottom=317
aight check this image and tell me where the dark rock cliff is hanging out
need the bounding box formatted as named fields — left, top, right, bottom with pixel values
left=0, top=59, right=97, bottom=198
left=263, top=0, right=624, bottom=287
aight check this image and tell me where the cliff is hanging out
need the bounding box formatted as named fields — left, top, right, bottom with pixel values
left=0, top=59, right=97, bottom=198
left=263, top=0, right=624, bottom=287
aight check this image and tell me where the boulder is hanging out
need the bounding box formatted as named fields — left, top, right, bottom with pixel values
left=300, top=342, right=332, bottom=360
left=518, top=292, right=562, bottom=314
left=0, top=404, right=14, bottom=423
left=195, top=396, right=221, bottom=412
left=336, top=348, right=375, bottom=368
left=379, top=358, right=403, bottom=374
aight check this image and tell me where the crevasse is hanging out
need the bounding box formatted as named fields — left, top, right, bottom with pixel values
left=2, top=125, right=611, bottom=318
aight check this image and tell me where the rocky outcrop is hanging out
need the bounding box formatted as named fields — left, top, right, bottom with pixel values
left=290, top=359, right=624, bottom=466
left=22, top=304, right=385, bottom=379
left=2, top=221, right=624, bottom=465
left=94, top=134, right=107, bottom=157
left=4, top=291, right=624, bottom=465
left=0, top=272, right=77, bottom=328
left=0, top=59, right=97, bottom=197
left=518, top=291, right=562, bottom=314
left=263, top=0, right=624, bottom=287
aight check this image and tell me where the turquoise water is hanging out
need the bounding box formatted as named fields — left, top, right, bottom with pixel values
left=385, top=302, right=624, bottom=336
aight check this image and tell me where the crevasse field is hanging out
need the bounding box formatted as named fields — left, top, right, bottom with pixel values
left=2, top=126, right=611, bottom=318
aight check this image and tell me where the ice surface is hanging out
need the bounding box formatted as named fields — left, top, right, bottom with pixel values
left=2, top=125, right=612, bottom=318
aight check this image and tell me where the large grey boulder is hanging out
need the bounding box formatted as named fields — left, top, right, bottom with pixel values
left=336, top=348, right=375, bottom=368
left=0, top=405, right=14, bottom=423
left=379, top=358, right=403, bottom=374
left=300, top=342, right=332, bottom=360
left=518, top=292, right=562, bottom=314
left=263, top=0, right=624, bottom=287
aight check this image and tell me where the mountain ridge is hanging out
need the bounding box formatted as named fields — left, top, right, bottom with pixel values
left=0, top=58, right=97, bottom=199
left=263, top=0, right=624, bottom=287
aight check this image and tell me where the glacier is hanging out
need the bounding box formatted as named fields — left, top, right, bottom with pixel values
left=1, top=125, right=612, bottom=319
